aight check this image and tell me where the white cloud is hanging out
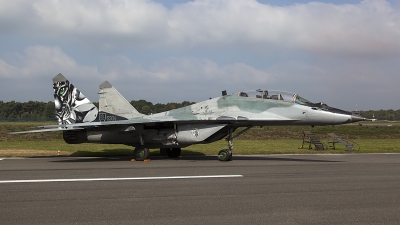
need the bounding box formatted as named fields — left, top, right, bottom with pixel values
left=148, top=58, right=273, bottom=84
left=0, top=0, right=399, bottom=56
left=0, top=0, right=399, bottom=110
left=0, top=44, right=399, bottom=109
left=0, top=45, right=274, bottom=103
left=2, top=44, right=398, bottom=107
left=32, top=0, right=168, bottom=48
left=0, top=45, right=99, bottom=79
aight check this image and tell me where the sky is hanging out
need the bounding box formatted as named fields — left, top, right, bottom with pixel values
left=1, top=0, right=399, bottom=111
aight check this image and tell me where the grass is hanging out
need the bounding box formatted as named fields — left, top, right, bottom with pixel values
left=1, top=139, right=400, bottom=158
left=1, top=121, right=399, bottom=157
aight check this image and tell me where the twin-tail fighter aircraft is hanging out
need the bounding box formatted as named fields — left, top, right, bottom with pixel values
left=13, top=73, right=366, bottom=161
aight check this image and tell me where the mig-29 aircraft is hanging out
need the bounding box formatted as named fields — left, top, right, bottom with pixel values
left=13, top=73, right=365, bottom=161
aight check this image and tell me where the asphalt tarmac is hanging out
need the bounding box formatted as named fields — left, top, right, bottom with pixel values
left=1, top=154, right=400, bottom=225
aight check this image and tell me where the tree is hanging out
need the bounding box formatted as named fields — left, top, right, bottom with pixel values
left=44, top=101, right=55, bottom=119
left=140, top=105, right=150, bottom=115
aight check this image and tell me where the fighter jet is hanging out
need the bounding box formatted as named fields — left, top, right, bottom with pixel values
left=13, top=73, right=365, bottom=161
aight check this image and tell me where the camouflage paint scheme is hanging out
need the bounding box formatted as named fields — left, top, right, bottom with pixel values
left=13, top=74, right=365, bottom=161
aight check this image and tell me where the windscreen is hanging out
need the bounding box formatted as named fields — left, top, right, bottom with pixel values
left=294, top=95, right=315, bottom=106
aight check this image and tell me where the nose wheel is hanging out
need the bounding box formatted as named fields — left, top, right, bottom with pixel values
left=218, top=149, right=232, bottom=161
left=217, top=126, right=253, bottom=161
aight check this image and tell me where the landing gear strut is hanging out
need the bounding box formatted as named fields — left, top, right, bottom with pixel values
left=133, top=147, right=150, bottom=161
left=217, top=126, right=253, bottom=161
left=218, top=128, right=233, bottom=161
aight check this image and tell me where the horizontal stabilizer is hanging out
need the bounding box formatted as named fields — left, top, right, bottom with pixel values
left=10, top=127, right=84, bottom=134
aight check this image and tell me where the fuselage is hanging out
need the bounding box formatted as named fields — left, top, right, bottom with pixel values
left=147, top=90, right=363, bottom=127
left=63, top=90, right=364, bottom=148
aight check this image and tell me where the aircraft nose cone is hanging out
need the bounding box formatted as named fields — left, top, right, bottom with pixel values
left=351, top=115, right=366, bottom=122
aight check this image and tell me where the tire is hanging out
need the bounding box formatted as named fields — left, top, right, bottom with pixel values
left=133, top=147, right=150, bottom=161
left=166, top=148, right=181, bottom=158
left=218, top=149, right=230, bottom=161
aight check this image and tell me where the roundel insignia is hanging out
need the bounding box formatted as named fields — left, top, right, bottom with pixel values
left=191, top=128, right=199, bottom=138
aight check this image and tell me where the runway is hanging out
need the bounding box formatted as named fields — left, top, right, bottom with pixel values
left=1, top=154, right=400, bottom=224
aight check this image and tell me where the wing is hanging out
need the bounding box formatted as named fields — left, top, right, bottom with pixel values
left=11, top=113, right=297, bottom=134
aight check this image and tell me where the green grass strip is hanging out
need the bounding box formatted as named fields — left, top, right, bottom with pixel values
left=1, top=139, right=399, bottom=157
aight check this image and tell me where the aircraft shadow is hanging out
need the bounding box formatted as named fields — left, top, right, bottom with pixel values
left=47, top=149, right=206, bottom=163
left=151, top=155, right=342, bottom=163
left=48, top=154, right=342, bottom=163
left=32, top=147, right=342, bottom=163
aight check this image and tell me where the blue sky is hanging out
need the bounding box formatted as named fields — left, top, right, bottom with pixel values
left=1, top=0, right=399, bottom=111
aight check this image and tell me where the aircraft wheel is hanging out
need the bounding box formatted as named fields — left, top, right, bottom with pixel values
left=133, top=147, right=150, bottom=161
left=218, top=149, right=231, bottom=161
left=166, top=148, right=181, bottom=158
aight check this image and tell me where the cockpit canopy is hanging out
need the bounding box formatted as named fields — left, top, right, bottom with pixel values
left=237, top=89, right=353, bottom=115
left=238, top=89, right=315, bottom=106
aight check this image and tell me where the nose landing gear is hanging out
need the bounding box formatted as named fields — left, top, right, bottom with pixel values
left=218, top=149, right=232, bottom=161
left=217, top=126, right=253, bottom=161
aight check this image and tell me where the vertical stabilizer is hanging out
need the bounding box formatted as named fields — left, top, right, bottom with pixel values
left=98, top=81, right=144, bottom=119
left=53, top=73, right=99, bottom=124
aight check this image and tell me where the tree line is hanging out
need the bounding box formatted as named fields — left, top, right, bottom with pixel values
left=130, top=100, right=195, bottom=115
left=357, top=109, right=400, bottom=121
left=0, top=100, right=399, bottom=121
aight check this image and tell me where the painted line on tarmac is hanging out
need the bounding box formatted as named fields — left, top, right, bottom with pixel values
left=0, top=175, right=243, bottom=184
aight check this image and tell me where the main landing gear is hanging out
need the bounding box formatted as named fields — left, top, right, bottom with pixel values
left=133, top=147, right=150, bottom=161
left=133, top=147, right=182, bottom=161
left=217, top=126, right=253, bottom=162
